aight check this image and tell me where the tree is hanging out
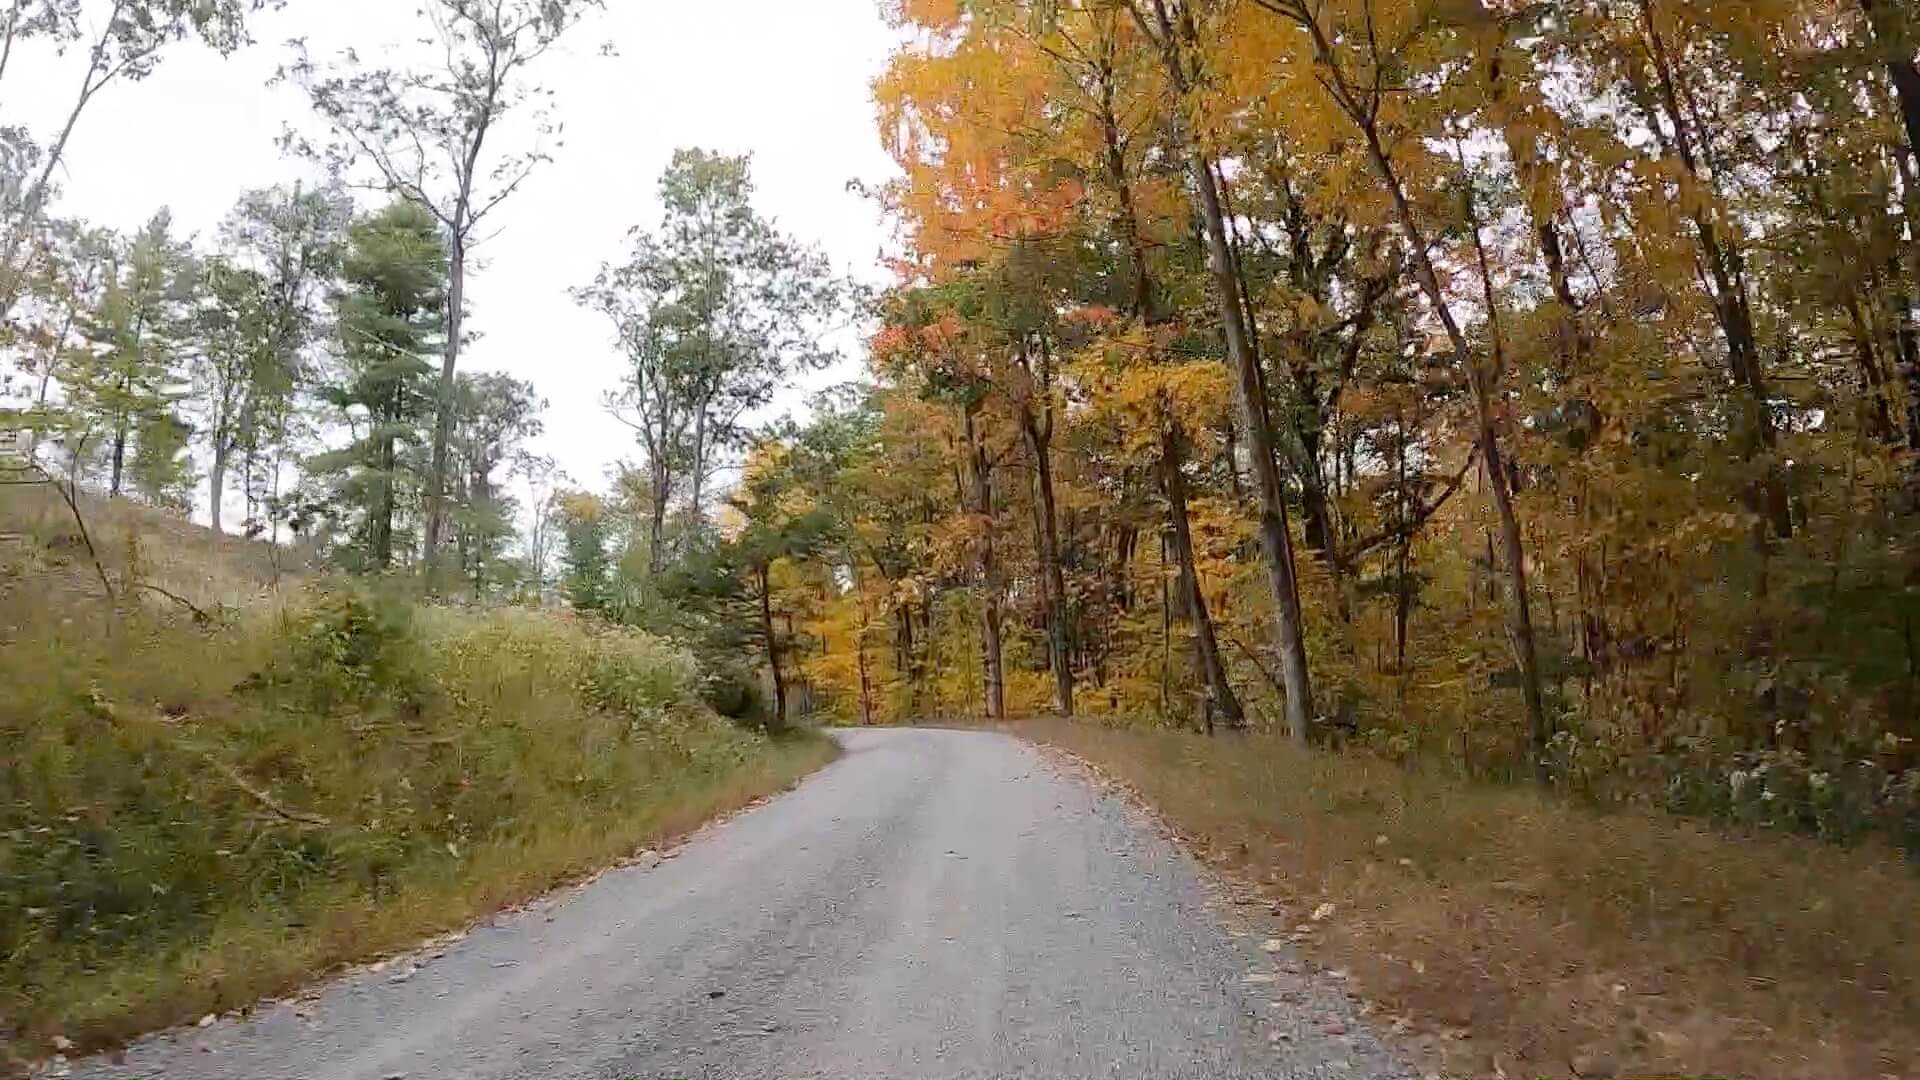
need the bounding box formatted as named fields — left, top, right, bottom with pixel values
left=66, top=211, right=193, bottom=497
left=448, top=370, right=543, bottom=599
left=283, top=0, right=602, bottom=581
left=2, top=216, right=113, bottom=449
left=1240, top=0, right=1551, bottom=771
left=555, top=489, right=611, bottom=614
left=126, top=409, right=194, bottom=509
left=304, top=200, right=446, bottom=572
left=1105, top=0, right=1320, bottom=744
left=576, top=149, right=844, bottom=573
left=516, top=451, right=564, bottom=602
left=725, top=440, right=835, bottom=730
left=194, top=183, right=350, bottom=535
left=0, top=0, right=264, bottom=323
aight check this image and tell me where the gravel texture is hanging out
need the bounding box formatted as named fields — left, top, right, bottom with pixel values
left=56, top=727, right=1419, bottom=1080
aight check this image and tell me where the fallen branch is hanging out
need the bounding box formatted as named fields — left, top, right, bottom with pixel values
left=207, top=757, right=332, bottom=827
left=1221, top=627, right=1287, bottom=700
left=24, top=458, right=114, bottom=602
left=132, top=580, right=219, bottom=626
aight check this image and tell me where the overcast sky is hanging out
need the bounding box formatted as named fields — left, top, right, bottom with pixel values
left=14, top=0, right=902, bottom=500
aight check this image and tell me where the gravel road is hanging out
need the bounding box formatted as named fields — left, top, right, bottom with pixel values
left=60, top=728, right=1418, bottom=1080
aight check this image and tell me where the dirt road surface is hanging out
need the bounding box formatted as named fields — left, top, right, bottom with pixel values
left=60, top=728, right=1417, bottom=1080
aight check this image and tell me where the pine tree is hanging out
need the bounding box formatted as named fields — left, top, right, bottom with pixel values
left=303, top=201, right=446, bottom=572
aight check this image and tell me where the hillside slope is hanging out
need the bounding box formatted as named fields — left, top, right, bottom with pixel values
left=0, top=484, right=834, bottom=1073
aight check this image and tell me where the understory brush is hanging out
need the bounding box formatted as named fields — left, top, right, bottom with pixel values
left=1, top=565, right=832, bottom=1068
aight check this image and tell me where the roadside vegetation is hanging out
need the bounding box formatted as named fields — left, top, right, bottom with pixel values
left=0, top=489, right=834, bottom=1069
left=7, top=0, right=1920, bottom=1076
left=1021, top=719, right=1920, bottom=1080
left=667, top=9, right=1920, bottom=1077
left=3, top=3, right=850, bottom=1066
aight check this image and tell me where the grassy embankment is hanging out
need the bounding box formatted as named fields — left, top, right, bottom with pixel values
left=1018, top=718, right=1919, bottom=1080
left=0, top=485, right=834, bottom=1069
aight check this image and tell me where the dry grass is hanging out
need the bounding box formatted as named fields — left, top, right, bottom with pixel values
left=1017, top=718, right=1920, bottom=1080
left=0, top=487, right=837, bottom=1073
left=19, top=735, right=832, bottom=1065
left=0, top=482, right=316, bottom=608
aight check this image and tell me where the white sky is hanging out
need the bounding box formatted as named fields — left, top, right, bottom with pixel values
left=13, top=0, right=902, bottom=501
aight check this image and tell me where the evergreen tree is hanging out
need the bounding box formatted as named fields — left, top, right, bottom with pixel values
left=302, top=201, right=446, bottom=571
left=68, top=211, right=194, bottom=498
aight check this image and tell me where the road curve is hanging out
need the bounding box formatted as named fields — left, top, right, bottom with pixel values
left=63, top=728, right=1417, bottom=1080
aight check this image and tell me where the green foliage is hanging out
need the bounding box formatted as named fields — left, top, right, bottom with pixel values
left=298, top=200, right=448, bottom=570
left=0, top=562, right=827, bottom=1056
left=258, top=582, right=426, bottom=713
left=556, top=490, right=613, bottom=613
left=575, top=149, right=847, bottom=567
left=124, top=411, right=196, bottom=511
left=447, top=372, right=544, bottom=599
left=193, top=183, right=351, bottom=533
left=45, top=211, right=197, bottom=500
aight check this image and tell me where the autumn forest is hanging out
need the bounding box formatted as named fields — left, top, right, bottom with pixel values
left=660, top=0, right=1920, bottom=848
left=8, top=0, right=1920, bottom=1074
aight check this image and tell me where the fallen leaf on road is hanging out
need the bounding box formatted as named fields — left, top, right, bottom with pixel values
left=1261, top=937, right=1285, bottom=952
left=1311, top=902, right=1336, bottom=921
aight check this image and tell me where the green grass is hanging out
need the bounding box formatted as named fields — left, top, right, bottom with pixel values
left=1018, top=718, right=1920, bottom=1080
left=0, top=524, right=834, bottom=1070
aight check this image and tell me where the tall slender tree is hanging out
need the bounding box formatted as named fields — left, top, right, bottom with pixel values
left=0, top=0, right=263, bottom=324
left=283, top=0, right=602, bottom=581
left=194, top=184, right=350, bottom=535
left=576, top=149, right=843, bottom=571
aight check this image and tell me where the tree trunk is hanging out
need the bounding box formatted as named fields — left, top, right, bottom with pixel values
left=209, top=443, right=229, bottom=536
left=1100, top=93, right=1153, bottom=318
left=1161, top=422, right=1245, bottom=729
left=109, top=424, right=127, bottom=497
left=425, top=231, right=466, bottom=584
left=1137, top=0, right=1314, bottom=743
left=1864, top=0, right=1920, bottom=466
left=1298, top=447, right=1337, bottom=558
left=690, top=405, right=709, bottom=536
left=1394, top=533, right=1412, bottom=674
left=855, top=614, right=876, bottom=726
left=1864, top=0, right=1920, bottom=175
left=966, top=402, right=1006, bottom=722
left=1190, top=154, right=1315, bottom=744
left=758, top=562, right=788, bottom=730
left=648, top=455, right=670, bottom=575
left=372, top=429, right=396, bottom=571
left=1019, top=373, right=1073, bottom=716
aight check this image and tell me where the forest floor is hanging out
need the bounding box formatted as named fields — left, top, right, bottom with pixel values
left=1014, top=718, right=1920, bottom=1080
